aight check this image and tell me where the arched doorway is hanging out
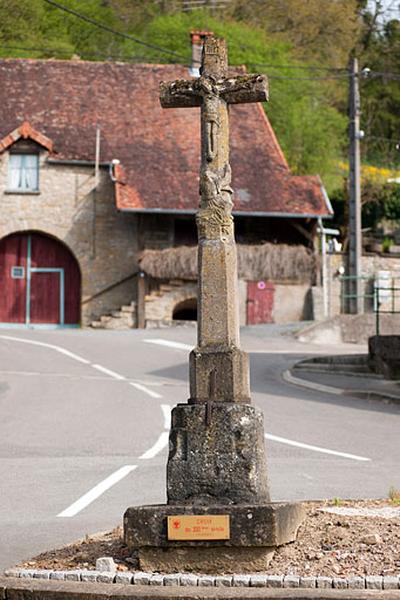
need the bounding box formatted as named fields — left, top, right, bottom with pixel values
left=172, top=298, right=197, bottom=321
left=0, top=231, right=81, bottom=326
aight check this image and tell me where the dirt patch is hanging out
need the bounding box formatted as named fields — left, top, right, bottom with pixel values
left=17, top=500, right=400, bottom=577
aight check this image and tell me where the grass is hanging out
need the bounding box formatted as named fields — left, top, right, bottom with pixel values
left=388, top=486, right=400, bottom=505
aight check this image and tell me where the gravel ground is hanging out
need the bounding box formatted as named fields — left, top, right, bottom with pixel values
left=17, top=501, right=400, bottom=577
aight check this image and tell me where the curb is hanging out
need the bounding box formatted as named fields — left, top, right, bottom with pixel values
left=4, top=569, right=400, bottom=591
left=282, top=369, right=400, bottom=404
left=2, top=577, right=400, bottom=600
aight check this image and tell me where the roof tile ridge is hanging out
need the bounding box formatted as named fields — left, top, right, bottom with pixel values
left=0, top=121, right=53, bottom=153
left=0, top=58, right=186, bottom=68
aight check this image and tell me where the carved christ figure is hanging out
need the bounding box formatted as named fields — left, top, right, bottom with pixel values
left=160, top=37, right=268, bottom=245
left=160, top=36, right=268, bottom=379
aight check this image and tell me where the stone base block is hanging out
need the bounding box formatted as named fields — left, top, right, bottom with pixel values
left=167, top=403, right=269, bottom=505
left=369, top=335, right=400, bottom=379
left=189, top=346, right=250, bottom=403
left=138, top=545, right=275, bottom=574
left=124, top=502, right=305, bottom=574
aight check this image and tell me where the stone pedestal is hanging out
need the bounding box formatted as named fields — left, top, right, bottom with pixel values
left=123, top=403, right=305, bottom=573
left=124, top=502, right=305, bottom=573
left=167, top=403, right=269, bottom=505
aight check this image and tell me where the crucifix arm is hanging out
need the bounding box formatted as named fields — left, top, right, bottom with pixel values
left=219, top=74, right=268, bottom=104
left=160, top=73, right=268, bottom=109
left=160, top=80, right=202, bottom=109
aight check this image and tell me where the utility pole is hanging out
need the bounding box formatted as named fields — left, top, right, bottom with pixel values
left=348, top=57, right=363, bottom=314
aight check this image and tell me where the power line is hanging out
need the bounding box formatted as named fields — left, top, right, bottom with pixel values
left=0, top=43, right=349, bottom=78
left=368, top=69, right=400, bottom=80
left=366, top=135, right=400, bottom=143
left=260, top=74, right=348, bottom=81
left=238, top=62, right=347, bottom=72
left=41, top=0, right=188, bottom=61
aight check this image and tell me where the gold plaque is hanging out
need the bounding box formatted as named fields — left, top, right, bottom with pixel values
left=167, top=515, right=230, bottom=541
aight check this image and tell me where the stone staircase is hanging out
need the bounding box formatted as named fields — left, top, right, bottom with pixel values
left=145, top=280, right=197, bottom=327
left=90, top=279, right=197, bottom=329
left=90, top=302, right=137, bottom=329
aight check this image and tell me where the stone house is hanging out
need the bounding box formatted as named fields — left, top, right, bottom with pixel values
left=0, top=58, right=332, bottom=329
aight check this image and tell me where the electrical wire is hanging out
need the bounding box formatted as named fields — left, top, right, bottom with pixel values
left=260, top=74, right=349, bottom=81
left=41, top=0, right=189, bottom=61
left=367, top=70, right=400, bottom=80
left=237, top=62, right=347, bottom=72
left=367, top=135, right=400, bottom=143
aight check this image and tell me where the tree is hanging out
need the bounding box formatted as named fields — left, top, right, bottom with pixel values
left=227, top=0, right=360, bottom=69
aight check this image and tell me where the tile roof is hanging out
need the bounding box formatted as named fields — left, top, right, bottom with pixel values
left=0, top=121, right=53, bottom=153
left=0, top=59, right=331, bottom=217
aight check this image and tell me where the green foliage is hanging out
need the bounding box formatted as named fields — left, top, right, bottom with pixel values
left=0, top=0, right=120, bottom=60
left=228, top=0, right=360, bottom=69
left=361, top=181, right=400, bottom=228
left=135, top=11, right=346, bottom=188
left=3, top=0, right=397, bottom=199
left=331, top=178, right=400, bottom=232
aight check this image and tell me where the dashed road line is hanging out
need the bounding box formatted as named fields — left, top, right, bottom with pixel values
left=139, top=431, right=170, bottom=460
left=139, top=404, right=172, bottom=460
left=91, top=364, right=126, bottom=380
left=57, top=465, right=137, bottom=518
left=144, top=339, right=192, bottom=351
left=265, top=433, right=371, bottom=462
left=130, top=382, right=162, bottom=399
left=0, top=335, right=90, bottom=364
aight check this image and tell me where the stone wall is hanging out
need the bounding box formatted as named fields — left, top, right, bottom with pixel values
left=313, top=252, right=400, bottom=320
left=273, top=284, right=310, bottom=323
left=0, top=150, right=138, bottom=325
left=144, top=279, right=310, bottom=327
left=145, top=282, right=198, bottom=326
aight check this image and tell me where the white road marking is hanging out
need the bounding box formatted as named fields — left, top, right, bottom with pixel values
left=265, top=433, right=371, bottom=462
left=130, top=382, right=162, bottom=399
left=0, top=335, right=90, bottom=364
left=91, top=364, right=126, bottom=380
left=57, top=465, right=137, bottom=517
left=282, top=369, right=343, bottom=395
left=138, top=405, right=171, bottom=460
left=139, top=431, right=169, bottom=460
left=161, top=404, right=172, bottom=429
left=144, top=339, right=192, bottom=351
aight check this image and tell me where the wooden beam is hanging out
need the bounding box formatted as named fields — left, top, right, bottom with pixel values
left=289, top=219, right=315, bottom=245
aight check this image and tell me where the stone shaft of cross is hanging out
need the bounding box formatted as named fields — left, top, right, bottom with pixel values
left=160, top=37, right=268, bottom=404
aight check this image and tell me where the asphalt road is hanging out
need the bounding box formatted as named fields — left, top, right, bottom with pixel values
left=0, top=324, right=399, bottom=571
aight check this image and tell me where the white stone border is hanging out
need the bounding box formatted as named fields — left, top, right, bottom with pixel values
left=4, top=570, right=400, bottom=590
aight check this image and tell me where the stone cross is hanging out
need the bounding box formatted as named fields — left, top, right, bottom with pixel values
left=160, top=37, right=268, bottom=406
left=124, top=39, right=304, bottom=573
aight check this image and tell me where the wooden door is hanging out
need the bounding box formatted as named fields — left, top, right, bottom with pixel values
left=0, top=234, right=28, bottom=323
left=0, top=232, right=80, bottom=325
left=30, top=271, right=61, bottom=324
left=247, top=280, right=275, bottom=325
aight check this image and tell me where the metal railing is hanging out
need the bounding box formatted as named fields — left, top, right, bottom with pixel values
left=339, top=274, right=400, bottom=334
left=375, top=284, right=400, bottom=335
left=339, top=274, right=374, bottom=314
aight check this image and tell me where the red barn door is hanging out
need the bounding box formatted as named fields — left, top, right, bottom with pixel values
left=0, top=232, right=80, bottom=326
left=247, top=280, right=275, bottom=325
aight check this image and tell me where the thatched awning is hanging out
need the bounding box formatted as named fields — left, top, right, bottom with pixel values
left=139, top=243, right=316, bottom=283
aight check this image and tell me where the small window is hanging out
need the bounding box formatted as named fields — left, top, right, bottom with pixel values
left=11, top=266, right=25, bottom=279
left=8, top=154, right=39, bottom=192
